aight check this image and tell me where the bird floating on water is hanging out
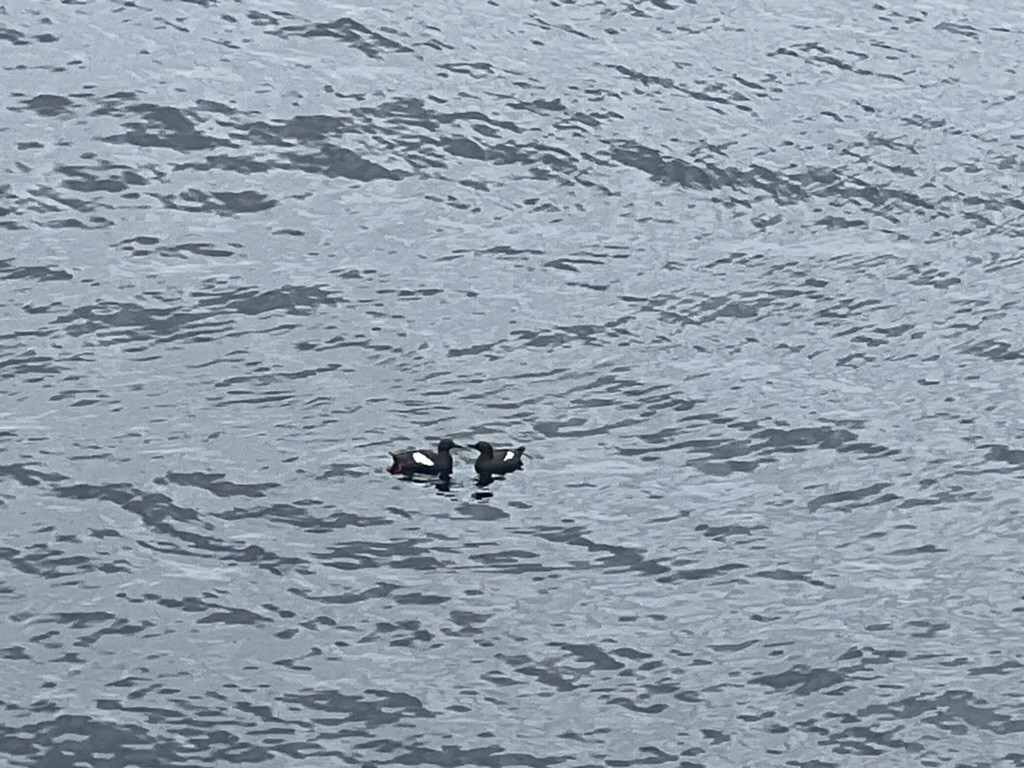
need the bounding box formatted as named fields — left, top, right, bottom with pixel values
left=388, top=438, right=461, bottom=480
left=469, top=441, right=526, bottom=478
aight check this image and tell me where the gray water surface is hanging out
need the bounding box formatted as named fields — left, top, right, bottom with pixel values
left=3, top=1, right=1024, bottom=765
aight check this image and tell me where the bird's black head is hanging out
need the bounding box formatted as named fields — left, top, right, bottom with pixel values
left=470, top=441, right=494, bottom=457
left=437, top=438, right=461, bottom=451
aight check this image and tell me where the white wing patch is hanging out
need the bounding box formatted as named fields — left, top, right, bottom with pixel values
left=411, top=451, right=435, bottom=467
left=503, top=451, right=516, bottom=462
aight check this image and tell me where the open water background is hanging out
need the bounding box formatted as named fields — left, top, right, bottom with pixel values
left=3, top=1, right=1024, bottom=765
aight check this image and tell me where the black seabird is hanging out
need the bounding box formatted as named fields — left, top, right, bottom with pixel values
left=469, top=441, right=526, bottom=478
left=388, top=438, right=461, bottom=480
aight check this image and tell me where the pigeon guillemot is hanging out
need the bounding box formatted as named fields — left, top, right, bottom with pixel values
left=470, top=441, right=526, bottom=477
left=388, top=438, right=461, bottom=480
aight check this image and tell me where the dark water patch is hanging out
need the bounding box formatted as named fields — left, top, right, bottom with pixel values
left=388, top=744, right=569, bottom=768
left=981, top=444, right=1024, bottom=470
left=695, top=523, right=765, bottom=543
left=140, top=531, right=303, bottom=575
left=212, top=363, right=343, bottom=405
left=220, top=94, right=581, bottom=180
left=0, top=26, right=28, bottom=46
left=508, top=319, right=634, bottom=350
left=56, top=614, right=153, bottom=646
left=281, top=687, right=432, bottom=724
left=54, top=483, right=200, bottom=526
left=0, top=186, right=18, bottom=228
left=689, top=457, right=762, bottom=475
left=50, top=284, right=338, bottom=346
left=969, top=660, right=1023, bottom=676
left=452, top=245, right=545, bottom=269
left=554, top=642, right=626, bottom=672
left=656, top=561, right=747, bottom=583
left=283, top=143, right=406, bottom=181
left=807, top=483, right=893, bottom=513
left=449, top=340, right=502, bottom=358
left=609, top=139, right=755, bottom=193
left=934, top=20, right=981, bottom=40
left=0, top=715, right=184, bottom=768
left=315, top=539, right=453, bottom=572
left=319, top=463, right=371, bottom=480
left=478, top=140, right=581, bottom=177
left=39, top=215, right=114, bottom=230
left=156, top=188, right=276, bottom=214
left=612, top=63, right=754, bottom=114
left=19, top=93, right=74, bottom=116
left=114, top=237, right=237, bottom=260
left=358, top=617, right=437, bottom=647
left=101, top=103, right=231, bottom=152
left=469, top=549, right=545, bottom=574
left=544, top=246, right=631, bottom=274
left=894, top=261, right=962, bottom=289
left=393, top=591, right=449, bottom=606
left=218, top=502, right=386, bottom=532
left=235, top=113, right=349, bottom=146
left=194, top=284, right=337, bottom=315
left=531, top=526, right=669, bottom=577
left=196, top=603, right=271, bottom=626
left=960, top=339, right=1024, bottom=362
left=898, top=483, right=978, bottom=510
left=2, top=22, right=59, bottom=47
left=170, top=153, right=276, bottom=175
left=752, top=426, right=859, bottom=453
left=886, top=543, right=945, bottom=556
left=502, top=655, right=578, bottom=693
left=0, top=463, right=66, bottom=487
left=906, top=620, right=950, bottom=639
left=511, top=97, right=566, bottom=115
left=54, top=301, right=210, bottom=343
left=821, top=725, right=922, bottom=756
left=621, top=289, right=795, bottom=329
left=57, top=162, right=150, bottom=194
left=275, top=17, right=414, bottom=57
left=447, top=609, right=492, bottom=636
left=606, top=697, right=669, bottom=715
left=439, top=61, right=495, bottom=79
left=0, top=258, right=73, bottom=282
left=289, top=582, right=399, bottom=606
left=837, top=645, right=907, bottom=669
left=853, top=689, right=1024, bottom=737
left=159, top=472, right=278, bottom=498
left=30, top=185, right=113, bottom=215
left=0, top=542, right=94, bottom=579
left=444, top=136, right=487, bottom=160
left=769, top=40, right=906, bottom=82
left=607, top=138, right=935, bottom=217
left=619, top=419, right=791, bottom=468
left=455, top=502, right=509, bottom=521
left=753, top=568, right=831, bottom=589
left=751, top=665, right=846, bottom=695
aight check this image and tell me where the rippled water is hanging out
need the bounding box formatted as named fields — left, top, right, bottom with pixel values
left=3, top=1, right=1024, bottom=765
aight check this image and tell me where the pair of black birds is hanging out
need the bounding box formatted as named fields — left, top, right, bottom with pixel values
left=388, top=438, right=526, bottom=482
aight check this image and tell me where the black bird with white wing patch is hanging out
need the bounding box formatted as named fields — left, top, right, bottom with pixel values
left=470, top=441, right=526, bottom=478
left=388, top=438, right=461, bottom=480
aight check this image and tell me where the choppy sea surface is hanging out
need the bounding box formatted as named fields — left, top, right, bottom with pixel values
left=3, top=1, right=1024, bottom=765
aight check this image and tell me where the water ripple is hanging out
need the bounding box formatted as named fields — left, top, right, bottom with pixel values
left=3, top=0, right=1024, bottom=764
